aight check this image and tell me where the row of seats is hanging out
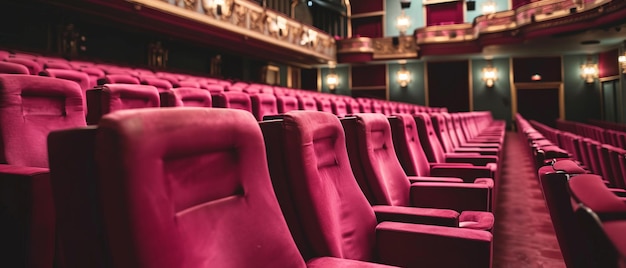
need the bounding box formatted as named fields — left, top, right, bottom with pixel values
left=516, top=114, right=626, bottom=267
left=0, top=49, right=446, bottom=124
left=588, top=119, right=626, bottom=133
left=0, top=74, right=505, bottom=267
left=557, top=119, right=626, bottom=150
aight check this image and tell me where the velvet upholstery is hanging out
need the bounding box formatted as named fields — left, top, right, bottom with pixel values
left=94, top=108, right=304, bottom=267
left=262, top=110, right=493, bottom=267
left=40, top=69, right=91, bottom=91
left=202, top=83, right=225, bottom=95
left=341, top=113, right=492, bottom=218
left=141, top=76, right=173, bottom=91
left=315, top=98, right=333, bottom=113
left=331, top=99, right=348, bottom=117
left=98, top=74, right=140, bottom=85
left=0, top=74, right=86, bottom=167
left=213, top=91, right=252, bottom=112
left=276, top=95, right=299, bottom=114
left=79, top=67, right=106, bottom=88
left=86, top=84, right=160, bottom=125
left=251, top=93, right=278, bottom=121
left=44, top=61, right=72, bottom=70
left=172, top=87, right=212, bottom=107
left=4, top=57, right=42, bottom=75
left=0, top=61, right=30, bottom=74
left=414, top=113, right=498, bottom=166
left=297, top=96, right=317, bottom=111
left=0, top=74, right=86, bottom=268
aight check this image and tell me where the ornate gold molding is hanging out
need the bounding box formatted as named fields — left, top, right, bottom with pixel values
left=127, top=0, right=336, bottom=62
left=336, top=36, right=419, bottom=60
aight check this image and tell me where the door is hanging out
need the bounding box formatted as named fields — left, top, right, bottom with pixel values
left=516, top=87, right=560, bottom=127
left=602, top=79, right=618, bottom=122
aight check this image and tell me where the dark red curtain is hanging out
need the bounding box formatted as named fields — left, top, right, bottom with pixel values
left=426, top=1, right=463, bottom=26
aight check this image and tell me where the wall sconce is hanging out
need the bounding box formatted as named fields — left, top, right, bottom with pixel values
left=326, top=64, right=339, bottom=91
left=481, top=1, right=496, bottom=15
left=619, top=53, right=626, bottom=73
left=397, top=61, right=411, bottom=88
left=396, top=10, right=411, bottom=36
left=482, top=61, right=497, bottom=87
left=580, top=58, right=598, bottom=83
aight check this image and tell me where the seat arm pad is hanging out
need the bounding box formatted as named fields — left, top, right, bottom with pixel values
left=444, top=154, right=498, bottom=166
left=408, top=176, right=463, bottom=183
left=307, top=257, right=399, bottom=267
left=373, top=205, right=459, bottom=227
left=410, top=183, right=490, bottom=212
left=0, top=164, right=49, bottom=176
left=375, top=222, right=492, bottom=268
left=430, top=166, right=493, bottom=182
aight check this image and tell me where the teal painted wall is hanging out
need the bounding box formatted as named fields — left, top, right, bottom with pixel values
left=384, top=0, right=512, bottom=36
left=385, top=0, right=424, bottom=36
left=465, top=0, right=510, bottom=23
left=471, top=58, right=512, bottom=126
left=388, top=61, right=426, bottom=105
left=279, top=64, right=288, bottom=86
left=320, top=66, right=351, bottom=96
left=563, top=54, right=602, bottom=122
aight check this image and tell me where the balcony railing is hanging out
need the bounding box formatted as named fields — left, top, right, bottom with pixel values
left=127, top=0, right=336, bottom=62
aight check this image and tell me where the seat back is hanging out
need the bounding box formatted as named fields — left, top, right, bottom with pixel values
left=141, top=77, right=173, bottom=91
left=430, top=113, right=456, bottom=153
left=251, top=93, right=278, bottom=121
left=86, top=84, right=160, bottom=125
left=40, top=69, right=91, bottom=91
left=538, top=170, right=592, bottom=268
left=213, top=91, right=252, bottom=112
left=341, top=113, right=411, bottom=206
left=0, top=61, right=30, bottom=74
left=94, top=108, right=306, bottom=268
left=5, top=57, right=42, bottom=75
left=414, top=113, right=447, bottom=163
left=263, top=111, right=378, bottom=262
left=389, top=114, right=432, bottom=177
left=276, top=95, right=298, bottom=114
left=297, top=96, right=317, bottom=111
left=0, top=75, right=86, bottom=167
left=98, top=74, right=140, bottom=85
left=170, top=87, right=212, bottom=108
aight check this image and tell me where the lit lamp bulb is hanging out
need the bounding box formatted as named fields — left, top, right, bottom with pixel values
left=396, top=10, right=411, bottom=35
left=619, top=55, right=626, bottom=73
left=482, top=66, right=497, bottom=87
left=326, top=73, right=339, bottom=90
left=581, top=63, right=598, bottom=83
left=397, top=68, right=410, bottom=87
left=482, top=2, right=496, bottom=15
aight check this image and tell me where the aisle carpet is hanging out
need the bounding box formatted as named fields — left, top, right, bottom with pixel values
left=492, top=132, right=565, bottom=268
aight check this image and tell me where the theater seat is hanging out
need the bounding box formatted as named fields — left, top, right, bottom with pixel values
left=5, top=57, right=42, bottom=75
left=0, top=74, right=86, bottom=268
left=213, top=91, right=252, bottom=113
left=49, top=107, right=396, bottom=268
left=0, top=61, right=30, bottom=74
left=98, top=74, right=140, bottom=85
left=341, top=113, right=493, bottom=229
left=276, top=95, right=298, bottom=114
left=251, top=93, right=278, bottom=121
left=86, top=84, right=160, bottom=125
left=261, top=110, right=493, bottom=267
left=140, top=77, right=173, bottom=91
left=160, top=87, right=212, bottom=107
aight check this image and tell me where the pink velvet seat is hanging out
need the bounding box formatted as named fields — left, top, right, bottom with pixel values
left=4, top=57, right=42, bottom=75
left=341, top=113, right=493, bottom=230
left=0, top=74, right=86, bottom=267
left=160, top=87, right=212, bottom=108
left=98, top=74, right=140, bottom=85
left=86, top=84, right=160, bottom=125
left=314, top=98, right=333, bottom=113
left=261, top=110, right=493, bottom=267
left=0, top=61, right=30, bottom=74
left=140, top=76, right=173, bottom=91
left=276, top=95, right=299, bottom=114
left=49, top=107, right=396, bottom=268
left=430, top=113, right=499, bottom=156
left=251, top=93, right=278, bottom=121
left=79, top=67, right=106, bottom=88
left=297, top=95, right=317, bottom=111
left=213, top=91, right=252, bottom=113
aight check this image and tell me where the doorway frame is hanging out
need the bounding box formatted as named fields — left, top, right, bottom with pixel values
left=511, top=81, right=564, bottom=121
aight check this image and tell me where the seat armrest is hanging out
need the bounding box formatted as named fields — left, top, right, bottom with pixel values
left=452, top=147, right=499, bottom=156
left=0, top=164, right=55, bottom=268
left=429, top=162, right=473, bottom=168
left=430, top=166, right=493, bottom=182
left=444, top=154, right=498, bottom=166
left=410, top=182, right=490, bottom=212
left=375, top=222, right=492, bottom=268
left=373, top=205, right=459, bottom=227
left=307, top=257, right=399, bottom=267
left=407, top=176, right=463, bottom=183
